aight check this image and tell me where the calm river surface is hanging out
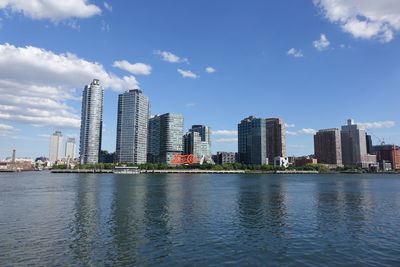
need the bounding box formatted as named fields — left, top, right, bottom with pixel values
left=1, top=172, right=400, bottom=266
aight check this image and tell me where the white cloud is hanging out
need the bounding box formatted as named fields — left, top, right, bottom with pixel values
left=205, top=67, right=216, bottom=73
left=113, top=60, right=152, bottom=75
left=287, top=48, right=304, bottom=57
left=287, top=128, right=317, bottom=135
left=358, top=121, right=396, bottom=129
left=0, top=123, right=16, bottom=136
left=0, top=0, right=101, bottom=22
left=285, top=123, right=296, bottom=128
left=215, top=138, right=238, bottom=143
left=177, top=69, right=199, bottom=79
left=154, top=50, right=188, bottom=63
left=37, top=134, right=51, bottom=138
left=0, top=43, right=139, bottom=129
left=103, top=2, right=112, bottom=12
left=314, top=0, right=400, bottom=43
left=0, top=123, right=14, bottom=131
left=212, top=130, right=238, bottom=136
left=313, top=34, right=330, bottom=51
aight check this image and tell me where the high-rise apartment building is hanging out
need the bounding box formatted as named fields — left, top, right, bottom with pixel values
left=147, top=115, right=161, bottom=164
left=314, top=128, right=342, bottom=166
left=238, top=116, right=267, bottom=165
left=366, top=134, right=373, bottom=154
left=79, top=79, right=104, bottom=164
left=341, top=119, right=376, bottom=168
left=147, top=113, right=184, bottom=165
left=265, top=118, right=286, bottom=164
left=49, top=131, right=63, bottom=164
left=183, top=125, right=213, bottom=164
left=65, top=138, right=76, bottom=159
left=115, top=89, right=150, bottom=164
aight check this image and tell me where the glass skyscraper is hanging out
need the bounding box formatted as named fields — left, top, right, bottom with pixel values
left=238, top=116, right=267, bottom=165
left=79, top=79, right=104, bottom=164
left=184, top=125, right=213, bottom=164
left=148, top=113, right=184, bottom=165
left=115, top=89, right=150, bottom=164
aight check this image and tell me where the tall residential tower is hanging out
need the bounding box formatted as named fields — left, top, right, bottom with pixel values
left=183, top=125, right=213, bottom=164
left=49, top=131, right=63, bottom=164
left=79, top=79, right=104, bottom=164
left=238, top=116, right=267, bottom=165
left=65, top=137, right=76, bottom=159
left=147, top=113, right=184, bottom=165
left=341, top=119, right=376, bottom=168
left=265, top=118, right=287, bottom=164
left=115, top=89, right=150, bottom=164
left=314, top=128, right=342, bottom=166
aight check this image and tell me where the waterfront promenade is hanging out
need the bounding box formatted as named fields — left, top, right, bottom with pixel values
left=50, top=169, right=322, bottom=174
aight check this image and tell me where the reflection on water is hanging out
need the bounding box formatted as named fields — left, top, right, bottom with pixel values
left=1, top=172, right=400, bottom=266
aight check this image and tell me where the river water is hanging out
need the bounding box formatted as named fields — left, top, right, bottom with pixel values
left=1, top=172, right=400, bottom=266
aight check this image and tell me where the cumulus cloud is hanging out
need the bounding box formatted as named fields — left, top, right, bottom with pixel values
left=177, top=69, right=199, bottom=79
left=0, top=0, right=101, bottom=22
left=213, top=130, right=238, bottom=136
left=205, top=67, right=216, bottom=73
left=154, top=50, right=188, bottom=63
left=313, top=34, right=330, bottom=51
left=287, top=48, right=304, bottom=57
left=314, top=0, right=400, bottom=42
left=0, top=43, right=139, bottom=129
left=215, top=138, right=238, bottom=143
left=287, top=128, right=317, bottom=135
left=113, top=60, right=152, bottom=75
left=358, top=121, right=396, bottom=129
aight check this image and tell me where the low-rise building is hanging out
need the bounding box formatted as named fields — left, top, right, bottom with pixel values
left=274, top=157, right=289, bottom=168
left=294, top=157, right=318, bottom=167
left=372, top=145, right=400, bottom=170
left=216, top=152, right=239, bottom=165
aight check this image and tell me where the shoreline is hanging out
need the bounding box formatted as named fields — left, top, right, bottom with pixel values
left=46, top=169, right=400, bottom=175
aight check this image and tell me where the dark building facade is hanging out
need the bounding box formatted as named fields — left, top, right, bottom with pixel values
left=238, top=116, right=266, bottom=165
left=265, top=118, right=287, bottom=164
left=314, top=128, right=342, bottom=166
left=215, top=152, right=239, bottom=165
left=366, top=134, right=373, bottom=154
left=372, top=145, right=400, bottom=170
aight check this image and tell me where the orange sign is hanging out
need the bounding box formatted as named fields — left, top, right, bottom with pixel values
left=171, top=154, right=197, bottom=165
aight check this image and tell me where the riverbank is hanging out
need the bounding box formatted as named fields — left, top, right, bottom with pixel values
left=49, top=169, right=400, bottom=174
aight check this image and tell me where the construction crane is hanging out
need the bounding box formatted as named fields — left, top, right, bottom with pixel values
left=368, top=130, right=386, bottom=146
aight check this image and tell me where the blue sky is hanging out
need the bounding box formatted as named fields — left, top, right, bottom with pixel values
left=0, top=0, right=399, bottom=159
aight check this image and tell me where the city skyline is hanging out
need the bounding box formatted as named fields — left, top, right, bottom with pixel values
left=0, top=1, right=399, bottom=159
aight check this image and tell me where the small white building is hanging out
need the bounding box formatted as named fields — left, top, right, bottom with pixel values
left=274, top=157, right=289, bottom=168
